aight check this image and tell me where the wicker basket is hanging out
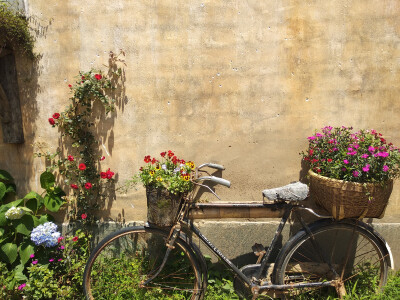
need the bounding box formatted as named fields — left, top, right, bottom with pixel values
left=146, top=186, right=183, bottom=227
left=308, top=170, right=393, bottom=220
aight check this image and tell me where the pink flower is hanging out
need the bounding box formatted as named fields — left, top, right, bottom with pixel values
left=32, top=260, right=38, bottom=265
left=58, top=236, right=64, bottom=243
left=68, top=155, right=74, bottom=161
left=383, top=165, right=389, bottom=172
left=307, top=136, right=316, bottom=140
left=18, top=283, right=26, bottom=290
left=361, top=154, right=369, bottom=159
left=343, top=159, right=349, bottom=164
left=58, top=258, right=63, bottom=262
left=81, top=213, right=87, bottom=220
left=368, top=146, right=375, bottom=153
left=347, top=150, right=357, bottom=156
left=377, top=152, right=389, bottom=158
left=30, top=254, right=35, bottom=258
left=100, top=156, right=105, bottom=161
left=353, top=171, right=360, bottom=177
left=362, top=164, right=370, bottom=172
left=49, top=258, right=54, bottom=262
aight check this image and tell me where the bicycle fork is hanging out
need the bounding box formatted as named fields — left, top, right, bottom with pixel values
left=140, top=224, right=181, bottom=286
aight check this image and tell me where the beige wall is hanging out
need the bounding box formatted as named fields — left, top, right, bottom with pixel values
left=1, top=0, right=400, bottom=222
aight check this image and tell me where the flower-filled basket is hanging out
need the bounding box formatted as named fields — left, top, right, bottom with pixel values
left=308, top=170, right=393, bottom=219
left=303, top=126, right=400, bottom=220
left=138, top=151, right=195, bottom=227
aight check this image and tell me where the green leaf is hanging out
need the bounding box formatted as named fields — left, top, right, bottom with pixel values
left=0, top=199, right=24, bottom=212
left=0, top=212, right=6, bottom=226
left=0, top=242, right=18, bottom=264
left=12, top=214, right=34, bottom=235
left=0, top=228, right=4, bottom=237
left=24, top=191, right=44, bottom=212
left=14, top=263, right=27, bottom=281
left=0, top=170, right=14, bottom=182
left=0, top=182, right=6, bottom=201
left=19, top=241, right=35, bottom=265
left=5, top=183, right=16, bottom=194
left=40, top=171, right=55, bottom=189
left=44, top=194, right=65, bottom=212
left=35, top=214, right=55, bottom=226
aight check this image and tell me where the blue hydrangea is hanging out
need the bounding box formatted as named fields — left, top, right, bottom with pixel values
left=30, top=222, right=61, bottom=247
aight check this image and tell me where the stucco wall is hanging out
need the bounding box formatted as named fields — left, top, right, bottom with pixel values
left=1, top=0, right=400, bottom=223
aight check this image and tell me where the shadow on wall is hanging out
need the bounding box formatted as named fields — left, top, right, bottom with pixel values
left=0, top=49, right=41, bottom=197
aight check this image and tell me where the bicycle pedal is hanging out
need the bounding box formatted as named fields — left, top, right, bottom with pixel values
left=252, top=243, right=266, bottom=256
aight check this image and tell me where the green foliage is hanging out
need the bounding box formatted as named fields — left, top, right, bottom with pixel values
left=0, top=1, right=35, bottom=58
left=0, top=169, right=64, bottom=290
left=24, top=265, right=58, bottom=299
left=36, top=50, right=125, bottom=225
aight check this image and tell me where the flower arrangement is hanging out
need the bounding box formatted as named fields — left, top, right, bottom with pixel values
left=302, top=126, right=400, bottom=183
left=138, top=151, right=196, bottom=195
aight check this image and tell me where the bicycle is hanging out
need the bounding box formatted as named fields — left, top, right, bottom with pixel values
left=83, top=163, right=394, bottom=299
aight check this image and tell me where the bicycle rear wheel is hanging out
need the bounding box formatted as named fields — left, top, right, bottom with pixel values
left=83, top=226, right=203, bottom=300
left=273, top=220, right=390, bottom=298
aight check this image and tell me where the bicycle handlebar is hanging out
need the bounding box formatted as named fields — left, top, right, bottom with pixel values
left=195, top=176, right=231, bottom=188
left=197, top=163, right=225, bottom=170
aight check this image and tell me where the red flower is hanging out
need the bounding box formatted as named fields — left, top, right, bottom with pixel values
left=70, top=184, right=78, bottom=189
left=72, top=236, right=78, bottom=242
left=81, top=213, right=87, bottom=220
left=53, top=113, right=60, bottom=119
left=82, top=75, right=85, bottom=80
left=79, top=163, right=86, bottom=170
left=144, top=155, right=151, bottom=163
left=151, top=158, right=157, bottom=164
left=68, top=155, right=74, bottom=161
left=58, top=236, right=64, bottom=243
left=94, top=74, right=102, bottom=80
left=106, top=168, right=115, bottom=179
left=327, top=159, right=333, bottom=162
left=168, top=151, right=174, bottom=158
left=85, top=182, right=92, bottom=189
left=172, top=156, right=178, bottom=164
left=48, top=118, right=55, bottom=125
left=160, top=152, right=166, bottom=157
left=100, top=156, right=105, bottom=161
left=100, top=172, right=107, bottom=179
left=68, top=84, right=72, bottom=88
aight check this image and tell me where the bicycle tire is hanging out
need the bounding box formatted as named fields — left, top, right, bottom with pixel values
left=273, top=219, right=390, bottom=298
left=83, top=225, right=204, bottom=300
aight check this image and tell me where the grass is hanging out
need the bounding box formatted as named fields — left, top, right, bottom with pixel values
left=203, top=261, right=400, bottom=300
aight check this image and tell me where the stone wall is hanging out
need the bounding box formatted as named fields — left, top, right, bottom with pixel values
left=0, top=0, right=399, bottom=225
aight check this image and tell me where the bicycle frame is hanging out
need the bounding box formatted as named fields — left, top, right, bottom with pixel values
left=147, top=200, right=342, bottom=295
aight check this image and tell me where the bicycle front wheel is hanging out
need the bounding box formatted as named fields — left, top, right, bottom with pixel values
left=273, top=220, right=390, bottom=298
left=83, top=226, right=203, bottom=300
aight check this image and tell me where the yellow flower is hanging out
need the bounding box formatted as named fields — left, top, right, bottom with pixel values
left=186, top=161, right=195, bottom=169
left=182, top=174, right=190, bottom=181
left=155, top=164, right=161, bottom=170
left=156, top=176, right=163, bottom=182
left=149, top=170, right=155, bottom=176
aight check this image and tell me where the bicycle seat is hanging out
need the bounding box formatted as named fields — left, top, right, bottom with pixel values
left=262, top=182, right=309, bottom=202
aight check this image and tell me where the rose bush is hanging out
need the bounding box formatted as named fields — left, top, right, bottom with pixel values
left=302, top=126, right=400, bottom=183
left=138, top=151, right=196, bottom=194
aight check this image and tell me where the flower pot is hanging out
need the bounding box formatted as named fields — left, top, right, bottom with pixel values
left=146, top=186, right=183, bottom=227
left=308, top=170, right=393, bottom=220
